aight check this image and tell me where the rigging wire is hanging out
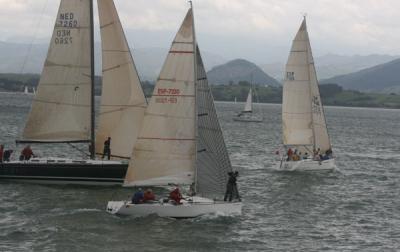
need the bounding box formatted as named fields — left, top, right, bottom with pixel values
left=19, top=0, right=50, bottom=75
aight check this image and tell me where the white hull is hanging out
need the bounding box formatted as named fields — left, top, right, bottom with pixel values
left=106, top=196, right=242, bottom=218
left=276, top=158, right=336, bottom=172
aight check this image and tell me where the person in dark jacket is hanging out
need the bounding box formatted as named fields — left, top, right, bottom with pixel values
left=224, top=171, right=240, bottom=202
left=3, top=150, right=13, bottom=162
left=131, top=188, right=144, bottom=204
left=103, top=137, right=111, bottom=160
left=0, top=145, right=3, bottom=163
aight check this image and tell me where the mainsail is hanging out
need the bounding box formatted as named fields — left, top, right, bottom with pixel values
left=96, top=0, right=147, bottom=159
left=196, top=45, right=233, bottom=198
left=282, top=18, right=331, bottom=152
left=243, top=88, right=253, bottom=112
left=21, top=0, right=91, bottom=143
left=124, top=9, right=196, bottom=186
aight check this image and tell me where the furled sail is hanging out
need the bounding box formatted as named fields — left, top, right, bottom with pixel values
left=282, top=18, right=331, bottom=152
left=96, top=0, right=147, bottom=159
left=124, top=9, right=196, bottom=186
left=196, top=45, right=233, bottom=198
left=243, top=88, right=253, bottom=112
left=21, top=0, right=91, bottom=142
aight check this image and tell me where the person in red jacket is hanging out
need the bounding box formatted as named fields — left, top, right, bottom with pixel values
left=0, top=145, right=4, bottom=163
left=20, top=145, right=34, bottom=161
left=143, top=189, right=156, bottom=203
left=286, top=148, right=293, bottom=161
left=169, top=188, right=183, bottom=205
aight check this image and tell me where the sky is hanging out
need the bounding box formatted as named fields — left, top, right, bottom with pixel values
left=0, top=0, right=399, bottom=64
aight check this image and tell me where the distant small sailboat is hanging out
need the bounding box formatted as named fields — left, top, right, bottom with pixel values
left=276, top=17, right=335, bottom=171
left=107, top=3, right=242, bottom=218
left=234, top=97, right=237, bottom=103
left=23, top=86, right=29, bottom=95
left=233, top=88, right=263, bottom=122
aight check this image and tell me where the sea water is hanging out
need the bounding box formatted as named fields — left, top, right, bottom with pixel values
left=0, top=92, right=399, bottom=251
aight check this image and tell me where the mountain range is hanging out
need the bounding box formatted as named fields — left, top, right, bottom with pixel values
left=321, top=58, right=400, bottom=93
left=0, top=41, right=226, bottom=81
left=262, top=54, right=399, bottom=80
left=2, top=41, right=400, bottom=93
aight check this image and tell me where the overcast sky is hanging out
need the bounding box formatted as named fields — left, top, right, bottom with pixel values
left=0, top=0, right=399, bottom=63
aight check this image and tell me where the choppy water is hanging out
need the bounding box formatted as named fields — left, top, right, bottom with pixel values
left=0, top=92, right=399, bottom=251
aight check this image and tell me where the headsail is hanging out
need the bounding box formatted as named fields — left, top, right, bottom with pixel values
left=96, top=0, right=147, bottom=159
left=196, top=45, right=233, bottom=198
left=282, top=18, right=331, bottom=152
left=124, top=9, right=196, bottom=186
left=243, top=88, right=253, bottom=112
left=21, top=0, right=91, bottom=143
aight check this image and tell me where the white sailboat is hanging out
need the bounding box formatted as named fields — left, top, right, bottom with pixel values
left=23, top=86, right=29, bottom=95
left=107, top=4, right=242, bottom=218
left=276, top=17, right=335, bottom=172
left=1, top=0, right=146, bottom=185
left=233, top=88, right=263, bottom=122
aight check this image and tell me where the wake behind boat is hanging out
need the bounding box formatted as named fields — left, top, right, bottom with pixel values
left=0, top=0, right=146, bottom=185
left=275, top=17, right=336, bottom=172
left=106, top=4, right=242, bottom=218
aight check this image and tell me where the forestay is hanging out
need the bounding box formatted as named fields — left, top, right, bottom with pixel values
left=96, top=0, right=147, bottom=159
left=243, top=89, right=253, bottom=112
left=196, top=45, right=233, bottom=198
left=282, top=18, right=331, bottom=153
left=124, top=9, right=196, bottom=186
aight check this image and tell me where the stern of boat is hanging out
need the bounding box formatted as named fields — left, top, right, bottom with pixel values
left=106, top=201, right=126, bottom=215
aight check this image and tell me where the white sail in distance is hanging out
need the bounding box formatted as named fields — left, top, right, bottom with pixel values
left=124, top=9, right=196, bottom=186
left=243, top=88, right=253, bottom=112
left=96, top=0, right=147, bottom=159
left=22, top=0, right=91, bottom=142
left=282, top=18, right=331, bottom=152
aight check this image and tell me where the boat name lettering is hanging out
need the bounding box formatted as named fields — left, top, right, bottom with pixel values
left=157, top=88, right=181, bottom=95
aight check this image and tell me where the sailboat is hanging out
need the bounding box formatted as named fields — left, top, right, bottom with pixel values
left=276, top=17, right=335, bottom=171
left=0, top=0, right=146, bottom=185
left=233, top=88, right=263, bottom=122
left=23, top=86, right=29, bottom=95
left=107, top=4, right=242, bottom=218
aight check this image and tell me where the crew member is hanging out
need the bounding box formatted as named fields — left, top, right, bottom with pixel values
left=0, top=145, right=3, bottom=163
left=20, top=145, right=34, bottom=161
left=131, top=188, right=144, bottom=204
left=224, top=171, right=240, bottom=202
left=169, top=188, right=183, bottom=205
left=103, top=137, right=111, bottom=160
left=3, top=150, right=13, bottom=162
left=143, top=189, right=156, bottom=203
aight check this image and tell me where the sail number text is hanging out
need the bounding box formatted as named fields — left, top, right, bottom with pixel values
left=155, top=88, right=181, bottom=103
left=55, top=12, right=78, bottom=45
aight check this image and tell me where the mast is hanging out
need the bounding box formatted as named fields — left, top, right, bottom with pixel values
left=89, top=0, right=95, bottom=159
left=190, top=0, right=199, bottom=193
left=304, top=16, right=316, bottom=151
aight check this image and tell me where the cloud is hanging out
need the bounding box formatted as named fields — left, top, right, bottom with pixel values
left=0, top=0, right=399, bottom=63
